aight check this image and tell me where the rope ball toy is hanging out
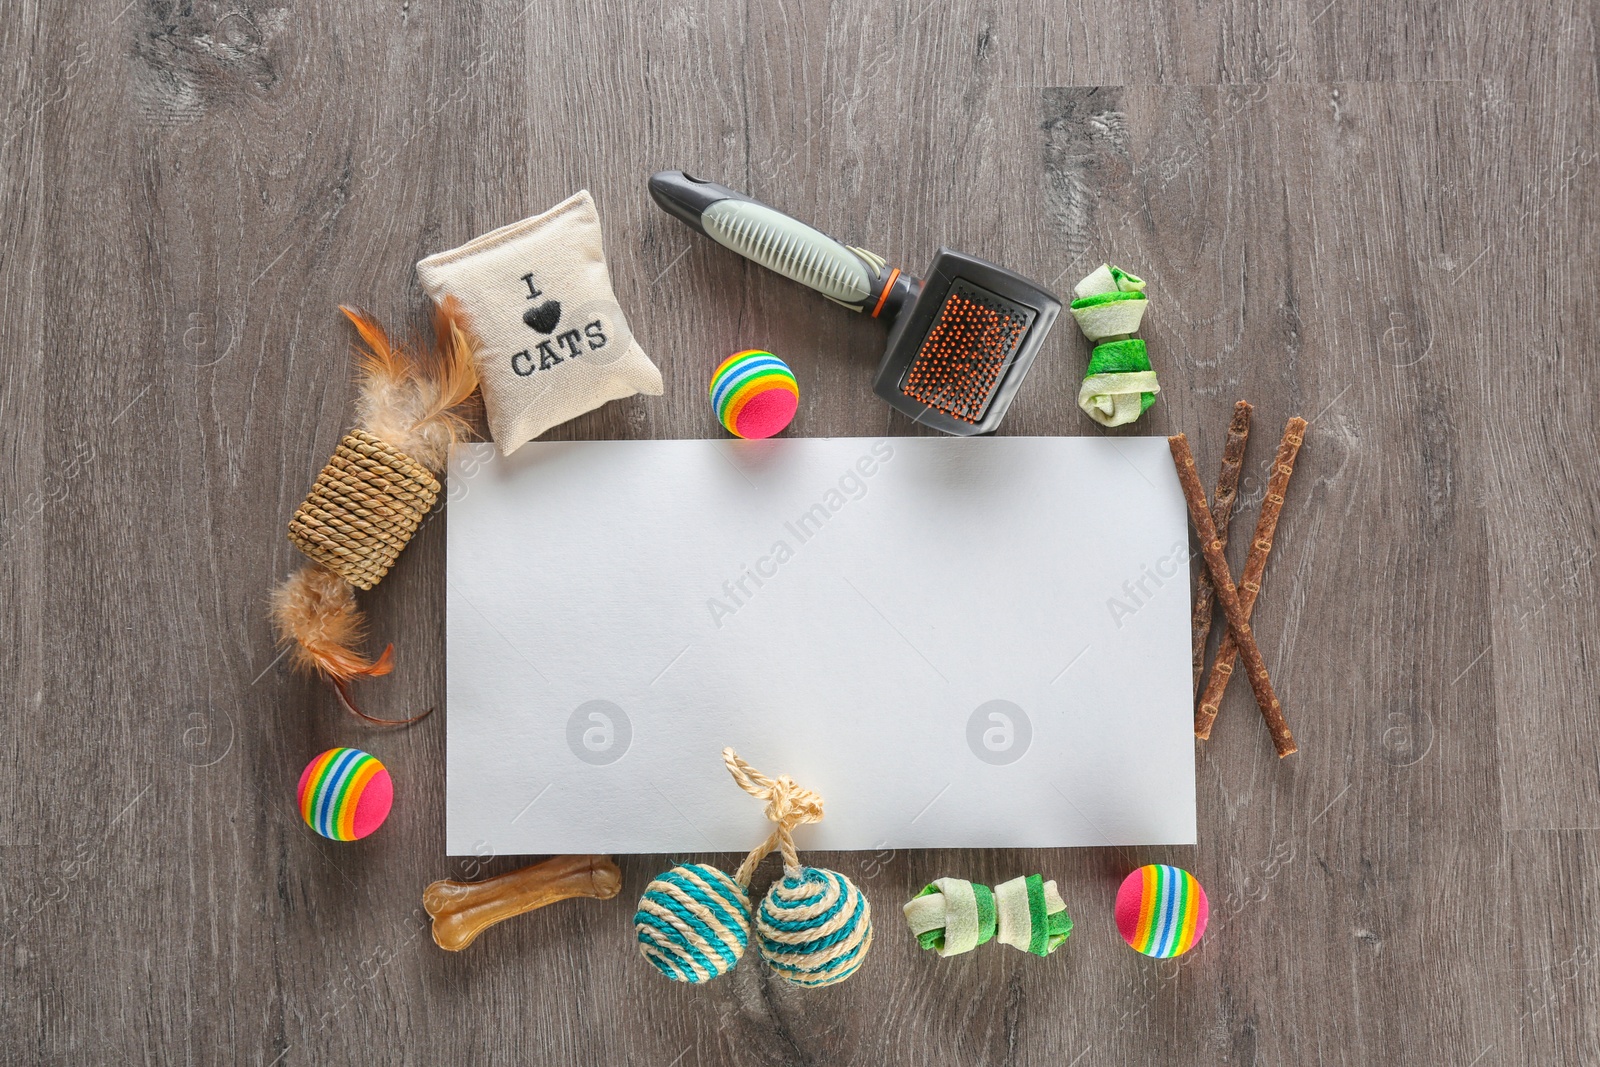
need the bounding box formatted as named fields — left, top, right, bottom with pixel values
left=635, top=749, right=873, bottom=987
left=902, top=874, right=1072, bottom=958
left=635, top=863, right=751, bottom=983
left=1070, top=264, right=1159, bottom=427
left=709, top=350, right=799, bottom=439
left=1115, top=864, right=1208, bottom=958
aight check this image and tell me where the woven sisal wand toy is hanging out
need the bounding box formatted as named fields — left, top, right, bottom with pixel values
left=270, top=302, right=478, bottom=723
left=1195, top=417, right=1306, bottom=743
left=1169, top=433, right=1297, bottom=756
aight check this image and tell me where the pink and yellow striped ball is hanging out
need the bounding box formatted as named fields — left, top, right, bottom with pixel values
left=1115, top=864, right=1208, bottom=958
left=709, top=350, right=799, bottom=439
left=297, top=748, right=393, bottom=841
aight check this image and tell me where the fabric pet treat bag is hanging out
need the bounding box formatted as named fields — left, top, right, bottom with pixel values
left=416, top=191, right=663, bottom=455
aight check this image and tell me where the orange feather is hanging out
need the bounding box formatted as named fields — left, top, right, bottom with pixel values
left=338, top=304, right=410, bottom=384
left=426, top=295, right=481, bottom=426
left=271, top=563, right=393, bottom=683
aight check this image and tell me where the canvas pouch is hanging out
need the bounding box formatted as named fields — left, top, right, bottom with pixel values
left=417, top=190, right=662, bottom=454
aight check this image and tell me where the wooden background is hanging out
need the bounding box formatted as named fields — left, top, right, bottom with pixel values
left=2, top=0, right=1596, bottom=1063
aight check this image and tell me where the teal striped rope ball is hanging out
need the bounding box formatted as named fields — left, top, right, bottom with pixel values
left=635, top=864, right=751, bottom=983
left=756, top=867, right=873, bottom=987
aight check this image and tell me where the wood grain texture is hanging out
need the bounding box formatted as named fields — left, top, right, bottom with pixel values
left=1, top=0, right=1595, bottom=1063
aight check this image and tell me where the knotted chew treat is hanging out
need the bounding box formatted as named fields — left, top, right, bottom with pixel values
left=903, top=874, right=1072, bottom=958
left=1071, top=263, right=1147, bottom=340
left=1079, top=339, right=1160, bottom=427
left=270, top=302, right=478, bottom=723
left=1071, top=264, right=1158, bottom=426
left=634, top=749, right=873, bottom=987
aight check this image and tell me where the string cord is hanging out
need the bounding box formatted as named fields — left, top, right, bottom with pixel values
left=723, top=748, right=824, bottom=887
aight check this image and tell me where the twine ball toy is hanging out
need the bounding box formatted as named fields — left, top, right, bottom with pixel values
left=634, top=863, right=751, bottom=983
left=709, top=350, right=799, bottom=439
left=297, top=747, right=393, bottom=841
left=634, top=749, right=873, bottom=987
left=1115, top=864, right=1208, bottom=958
left=756, top=863, right=872, bottom=987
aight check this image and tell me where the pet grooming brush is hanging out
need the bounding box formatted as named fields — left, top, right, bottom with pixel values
left=649, top=171, right=1062, bottom=435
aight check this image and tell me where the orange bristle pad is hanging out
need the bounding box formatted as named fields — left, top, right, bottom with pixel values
left=899, top=280, right=1036, bottom=423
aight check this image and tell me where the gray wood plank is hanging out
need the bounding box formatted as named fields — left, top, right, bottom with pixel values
left=1, top=0, right=1595, bottom=1063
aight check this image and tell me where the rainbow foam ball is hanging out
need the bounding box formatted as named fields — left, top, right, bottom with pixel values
left=710, top=350, right=799, bottom=439
left=1115, top=864, right=1208, bottom=958
left=635, top=864, right=751, bottom=983
left=297, top=748, right=393, bottom=842
left=756, top=867, right=873, bottom=986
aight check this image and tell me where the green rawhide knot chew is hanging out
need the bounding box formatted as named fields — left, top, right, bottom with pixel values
left=1071, top=264, right=1158, bottom=426
left=1071, top=264, right=1148, bottom=341
left=1080, top=338, right=1159, bottom=427
left=902, top=874, right=1072, bottom=958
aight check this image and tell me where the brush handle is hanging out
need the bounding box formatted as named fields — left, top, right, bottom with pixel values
left=648, top=171, right=914, bottom=319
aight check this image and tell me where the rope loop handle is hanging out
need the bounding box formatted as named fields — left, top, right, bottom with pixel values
left=723, top=748, right=824, bottom=887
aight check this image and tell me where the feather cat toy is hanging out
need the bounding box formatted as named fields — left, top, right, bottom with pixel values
left=271, top=301, right=479, bottom=723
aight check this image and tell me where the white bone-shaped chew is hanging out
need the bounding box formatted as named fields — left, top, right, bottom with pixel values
left=424, top=853, right=622, bottom=951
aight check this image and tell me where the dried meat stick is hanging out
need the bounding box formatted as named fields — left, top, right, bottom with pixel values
left=1196, top=417, right=1307, bottom=742
left=1191, top=401, right=1253, bottom=696
left=1169, top=433, right=1297, bottom=757
left=1172, top=432, right=1296, bottom=755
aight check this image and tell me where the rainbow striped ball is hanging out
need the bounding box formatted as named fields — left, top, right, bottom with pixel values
left=756, top=867, right=872, bottom=987
left=297, top=748, right=393, bottom=842
left=709, top=350, right=799, bottom=439
left=635, top=864, right=751, bottom=983
left=1115, top=864, right=1208, bottom=958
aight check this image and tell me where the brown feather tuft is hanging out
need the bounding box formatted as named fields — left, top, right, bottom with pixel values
left=270, top=564, right=431, bottom=725
left=271, top=563, right=394, bottom=682
left=408, top=296, right=480, bottom=470
left=338, top=302, right=479, bottom=471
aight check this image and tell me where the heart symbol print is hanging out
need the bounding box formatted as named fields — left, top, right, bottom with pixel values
left=523, top=299, right=562, bottom=334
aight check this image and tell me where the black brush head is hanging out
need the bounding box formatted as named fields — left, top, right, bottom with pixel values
left=873, top=248, right=1061, bottom=435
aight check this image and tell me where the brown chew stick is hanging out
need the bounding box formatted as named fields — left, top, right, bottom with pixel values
left=1192, top=401, right=1253, bottom=694
left=1196, top=417, right=1307, bottom=742
left=423, top=854, right=622, bottom=951
left=1169, top=434, right=1296, bottom=757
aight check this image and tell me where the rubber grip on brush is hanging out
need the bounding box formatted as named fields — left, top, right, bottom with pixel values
left=649, top=170, right=891, bottom=313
